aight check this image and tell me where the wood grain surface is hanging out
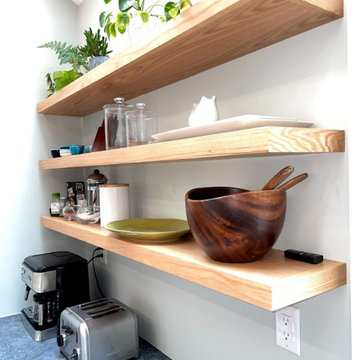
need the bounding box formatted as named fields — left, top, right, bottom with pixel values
left=185, top=187, right=286, bottom=262
left=37, top=0, right=343, bottom=116
left=41, top=216, right=346, bottom=311
left=39, top=127, right=345, bottom=170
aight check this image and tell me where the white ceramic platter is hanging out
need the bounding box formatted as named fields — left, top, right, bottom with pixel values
left=152, top=115, right=313, bottom=142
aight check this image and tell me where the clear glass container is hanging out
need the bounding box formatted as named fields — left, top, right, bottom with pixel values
left=104, top=97, right=134, bottom=150
left=126, top=103, right=157, bottom=146
left=76, top=205, right=101, bottom=224
left=63, top=205, right=80, bottom=221
left=87, top=169, right=108, bottom=207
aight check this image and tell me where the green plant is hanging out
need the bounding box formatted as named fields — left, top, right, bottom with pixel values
left=99, top=0, right=192, bottom=38
left=45, top=70, right=82, bottom=96
left=80, top=28, right=112, bottom=57
left=39, top=28, right=113, bottom=96
left=38, top=41, right=89, bottom=73
left=164, top=1, right=192, bottom=21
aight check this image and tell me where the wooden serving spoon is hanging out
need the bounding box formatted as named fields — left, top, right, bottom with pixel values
left=262, top=166, right=294, bottom=190
left=276, top=173, right=308, bottom=191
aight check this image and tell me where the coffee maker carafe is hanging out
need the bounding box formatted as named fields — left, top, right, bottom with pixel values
left=21, top=251, right=90, bottom=342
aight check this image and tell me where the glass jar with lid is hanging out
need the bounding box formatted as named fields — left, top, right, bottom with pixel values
left=104, top=97, right=134, bottom=150
left=125, top=103, right=157, bottom=146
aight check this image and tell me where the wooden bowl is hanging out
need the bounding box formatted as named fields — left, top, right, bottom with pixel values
left=185, top=187, right=286, bottom=263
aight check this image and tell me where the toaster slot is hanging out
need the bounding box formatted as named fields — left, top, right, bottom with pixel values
left=91, top=306, right=124, bottom=319
left=80, top=298, right=111, bottom=310
left=79, top=298, right=125, bottom=319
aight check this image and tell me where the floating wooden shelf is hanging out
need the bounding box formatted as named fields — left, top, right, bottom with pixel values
left=39, top=126, right=345, bottom=170
left=37, top=0, right=343, bottom=116
left=41, top=216, right=346, bottom=311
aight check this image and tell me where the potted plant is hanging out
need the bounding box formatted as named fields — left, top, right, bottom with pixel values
left=80, top=28, right=112, bottom=69
left=99, top=0, right=192, bottom=38
left=39, top=28, right=113, bottom=96
left=38, top=41, right=88, bottom=96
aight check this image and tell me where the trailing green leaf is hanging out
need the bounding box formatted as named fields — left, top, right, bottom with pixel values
left=119, top=0, right=136, bottom=11
left=99, top=0, right=192, bottom=38
left=139, top=11, right=150, bottom=23
left=99, top=11, right=107, bottom=27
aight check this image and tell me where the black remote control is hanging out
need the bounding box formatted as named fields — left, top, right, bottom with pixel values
left=284, top=249, right=323, bottom=264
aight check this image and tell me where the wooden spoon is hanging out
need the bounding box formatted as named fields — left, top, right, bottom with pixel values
left=276, top=173, right=308, bottom=191
left=262, top=166, right=294, bottom=190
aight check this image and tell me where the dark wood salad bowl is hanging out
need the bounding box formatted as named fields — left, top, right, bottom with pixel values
left=185, top=186, right=286, bottom=263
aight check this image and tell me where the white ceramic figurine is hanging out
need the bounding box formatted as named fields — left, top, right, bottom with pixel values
left=188, top=95, right=219, bottom=127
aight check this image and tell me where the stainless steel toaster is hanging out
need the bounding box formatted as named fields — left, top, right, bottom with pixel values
left=58, top=298, right=139, bottom=360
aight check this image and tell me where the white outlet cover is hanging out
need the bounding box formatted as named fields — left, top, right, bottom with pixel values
left=276, top=306, right=300, bottom=356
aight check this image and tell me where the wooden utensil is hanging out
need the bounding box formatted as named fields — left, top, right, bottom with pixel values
left=262, top=166, right=294, bottom=190
left=276, top=173, right=308, bottom=191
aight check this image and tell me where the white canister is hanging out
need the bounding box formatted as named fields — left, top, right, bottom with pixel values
left=99, top=184, right=130, bottom=227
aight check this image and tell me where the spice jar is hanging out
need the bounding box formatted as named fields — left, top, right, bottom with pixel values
left=50, top=192, right=60, bottom=217
left=126, top=103, right=157, bottom=146
left=104, top=97, right=134, bottom=150
left=87, top=169, right=108, bottom=207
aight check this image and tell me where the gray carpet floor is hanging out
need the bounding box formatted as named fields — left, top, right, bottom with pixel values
left=0, top=314, right=169, bottom=360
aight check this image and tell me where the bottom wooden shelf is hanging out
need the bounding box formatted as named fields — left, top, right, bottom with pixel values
left=41, top=216, right=346, bottom=311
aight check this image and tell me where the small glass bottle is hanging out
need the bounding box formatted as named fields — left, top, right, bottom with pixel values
left=50, top=192, right=61, bottom=217
left=59, top=196, right=67, bottom=217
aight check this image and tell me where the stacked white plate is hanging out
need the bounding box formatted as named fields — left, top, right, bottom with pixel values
left=152, top=115, right=313, bottom=142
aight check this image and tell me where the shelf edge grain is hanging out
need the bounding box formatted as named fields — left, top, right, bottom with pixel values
left=39, top=127, right=345, bottom=170
left=41, top=216, right=347, bottom=311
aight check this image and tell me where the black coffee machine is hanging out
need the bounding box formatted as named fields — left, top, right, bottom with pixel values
left=21, top=251, right=90, bottom=341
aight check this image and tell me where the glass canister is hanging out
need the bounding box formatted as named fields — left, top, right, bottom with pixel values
left=126, top=103, right=157, bottom=146
left=87, top=169, right=108, bottom=207
left=104, top=97, right=134, bottom=150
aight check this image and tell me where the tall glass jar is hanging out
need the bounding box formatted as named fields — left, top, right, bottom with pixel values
left=104, top=97, right=134, bottom=150
left=87, top=169, right=108, bottom=207
left=125, top=103, right=157, bottom=146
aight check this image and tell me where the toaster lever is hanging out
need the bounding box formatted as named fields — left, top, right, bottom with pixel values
left=69, top=348, right=80, bottom=359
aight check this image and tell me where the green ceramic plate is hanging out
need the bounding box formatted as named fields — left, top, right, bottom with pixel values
left=105, top=218, right=190, bottom=243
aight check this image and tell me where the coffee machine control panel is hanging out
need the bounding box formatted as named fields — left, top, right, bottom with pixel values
left=21, top=263, right=57, bottom=293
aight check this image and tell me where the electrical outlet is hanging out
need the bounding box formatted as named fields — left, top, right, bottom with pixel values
left=100, top=249, right=107, bottom=265
left=275, top=306, right=300, bottom=356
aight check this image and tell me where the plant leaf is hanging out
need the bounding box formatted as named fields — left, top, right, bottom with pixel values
left=116, top=11, right=130, bottom=26
left=109, top=22, right=117, bottom=37
left=117, top=24, right=126, bottom=34
left=104, top=0, right=112, bottom=3
left=164, top=2, right=178, bottom=21
left=99, top=11, right=107, bottom=27
left=53, top=70, right=82, bottom=92
left=169, top=7, right=180, bottom=18
left=139, top=11, right=150, bottom=23
left=180, top=0, right=192, bottom=10
left=118, top=0, right=135, bottom=11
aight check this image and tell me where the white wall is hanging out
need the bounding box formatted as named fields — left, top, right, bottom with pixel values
left=0, top=0, right=86, bottom=316
left=77, top=1, right=351, bottom=360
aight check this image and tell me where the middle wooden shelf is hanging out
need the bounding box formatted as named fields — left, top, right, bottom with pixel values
left=39, top=126, right=345, bottom=170
left=41, top=216, right=346, bottom=312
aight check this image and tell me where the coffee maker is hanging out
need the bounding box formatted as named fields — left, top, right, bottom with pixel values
left=21, top=251, right=90, bottom=342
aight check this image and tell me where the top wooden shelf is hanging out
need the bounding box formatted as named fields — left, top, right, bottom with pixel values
left=36, top=0, right=343, bottom=116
